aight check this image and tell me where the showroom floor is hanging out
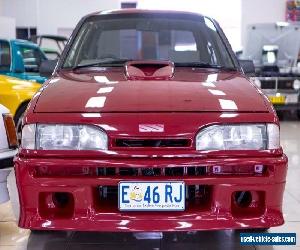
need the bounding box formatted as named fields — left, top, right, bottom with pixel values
left=0, top=116, right=299, bottom=250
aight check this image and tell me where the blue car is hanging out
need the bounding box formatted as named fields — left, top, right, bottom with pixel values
left=0, top=39, right=47, bottom=83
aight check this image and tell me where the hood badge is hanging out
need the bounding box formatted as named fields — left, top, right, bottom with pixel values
left=139, top=124, right=164, bottom=132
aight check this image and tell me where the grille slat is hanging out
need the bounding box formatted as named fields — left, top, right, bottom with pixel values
left=278, top=80, right=294, bottom=90
left=97, top=167, right=207, bottom=177
left=260, top=80, right=276, bottom=89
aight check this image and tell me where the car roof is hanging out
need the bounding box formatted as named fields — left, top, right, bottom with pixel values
left=0, top=38, right=40, bottom=47
left=30, top=35, right=68, bottom=42
left=87, top=8, right=206, bottom=19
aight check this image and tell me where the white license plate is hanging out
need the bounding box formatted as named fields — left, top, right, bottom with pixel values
left=285, top=94, right=298, bottom=104
left=118, top=181, right=185, bottom=211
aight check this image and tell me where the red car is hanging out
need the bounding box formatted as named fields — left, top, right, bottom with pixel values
left=15, top=9, right=287, bottom=231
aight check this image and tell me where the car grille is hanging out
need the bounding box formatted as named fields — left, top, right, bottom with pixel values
left=115, top=139, right=191, bottom=147
left=278, top=79, right=294, bottom=89
left=261, top=80, right=276, bottom=89
left=260, top=78, right=294, bottom=90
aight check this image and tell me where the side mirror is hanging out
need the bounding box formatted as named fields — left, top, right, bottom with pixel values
left=40, top=59, right=58, bottom=78
left=239, top=60, right=255, bottom=76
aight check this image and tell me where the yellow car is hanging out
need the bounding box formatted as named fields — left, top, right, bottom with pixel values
left=0, top=75, right=41, bottom=137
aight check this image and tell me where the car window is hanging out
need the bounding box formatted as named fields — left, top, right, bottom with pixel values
left=0, top=41, right=11, bottom=71
left=45, top=51, right=60, bottom=60
left=63, top=15, right=235, bottom=68
left=19, top=46, right=45, bottom=73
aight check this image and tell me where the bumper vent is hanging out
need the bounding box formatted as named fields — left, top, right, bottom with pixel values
left=96, top=166, right=207, bottom=177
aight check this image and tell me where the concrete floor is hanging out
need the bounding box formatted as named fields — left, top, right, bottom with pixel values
left=0, top=117, right=299, bottom=250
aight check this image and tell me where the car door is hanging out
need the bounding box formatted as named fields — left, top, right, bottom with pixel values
left=0, top=40, right=12, bottom=75
left=14, top=44, right=47, bottom=83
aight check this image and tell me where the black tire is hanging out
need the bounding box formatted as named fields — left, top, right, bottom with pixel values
left=13, top=103, right=28, bottom=143
left=297, top=110, right=300, bottom=120
left=276, top=111, right=284, bottom=120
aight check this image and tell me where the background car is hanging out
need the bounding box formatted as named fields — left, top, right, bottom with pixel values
left=0, top=104, right=17, bottom=204
left=0, top=38, right=48, bottom=83
left=0, top=75, right=41, bottom=138
left=241, top=22, right=300, bottom=118
left=30, top=35, right=68, bottom=59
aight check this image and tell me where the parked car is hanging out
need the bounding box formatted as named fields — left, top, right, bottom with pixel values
left=42, top=48, right=60, bottom=60
left=16, top=9, right=287, bottom=232
left=242, top=22, right=300, bottom=118
left=0, top=39, right=48, bottom=83
left=30, top=35, right=68, bottom=59
left=0, top=75, right=41, bottom=138
left=0, top=104, right=17, bottom=204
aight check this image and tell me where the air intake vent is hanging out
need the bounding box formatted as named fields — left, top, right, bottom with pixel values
left=115, top=139, right=190, bottom=147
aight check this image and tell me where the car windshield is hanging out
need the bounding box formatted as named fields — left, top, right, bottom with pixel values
left=63, top=14, right=235, bottom=69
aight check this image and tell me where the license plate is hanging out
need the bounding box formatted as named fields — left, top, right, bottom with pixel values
left=268, top=95, right=286, bottom=104
left=118, top=181, right=185, bottom=211
left=285, top=94, right=299, bottom=104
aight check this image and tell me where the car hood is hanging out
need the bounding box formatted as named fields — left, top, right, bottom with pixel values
left=34, top=68, right=268, bottom=113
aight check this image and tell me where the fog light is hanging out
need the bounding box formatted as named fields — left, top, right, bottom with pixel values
left=212, top=166, right=221, bottom=174
left=234, top=191, right=252, bottom=208
left=52, top=192, right=70, bottom=208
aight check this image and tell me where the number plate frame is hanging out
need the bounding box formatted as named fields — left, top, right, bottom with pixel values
left=118, top=181, right=185, bottom=212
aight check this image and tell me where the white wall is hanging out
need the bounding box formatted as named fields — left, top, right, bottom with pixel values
left=0, top=0, right=38, bottom=27
left=0, top=0, right=120, bottom=36
left=0, top=16, right=16, bottom=39
left=241, top=0, right=286, bottom=47
left=37, top=0, right=120, bottom=35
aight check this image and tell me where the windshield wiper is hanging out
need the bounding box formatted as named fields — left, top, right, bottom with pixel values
left=175, top=62, right=236, bottom=71
left=72, top=58, right=131, bottom=70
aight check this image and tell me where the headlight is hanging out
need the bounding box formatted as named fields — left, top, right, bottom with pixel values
left=293, top=79, right=300, bottom=90
left=21, top=124, right=108, bottom=150
left=251, top=78, right=261, bottom=88
left=196, top=124, right=279, bottom=151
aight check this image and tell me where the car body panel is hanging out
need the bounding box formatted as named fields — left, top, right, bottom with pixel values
left=35, top=69, right=269, bottom=113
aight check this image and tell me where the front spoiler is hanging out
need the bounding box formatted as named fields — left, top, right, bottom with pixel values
left=15, top=155, right=288, bottom=231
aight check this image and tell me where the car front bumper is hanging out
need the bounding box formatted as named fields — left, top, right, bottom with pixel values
left=15, top=154, right=288, bottom=232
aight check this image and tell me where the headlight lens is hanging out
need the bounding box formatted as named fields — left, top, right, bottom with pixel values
left=251, top=78, right=261, bottom=88
left=293, top=79, right=300, bottom=90
left=21, top=124, right=108, bottom=150
left=196, top=124, right=279, bottom=151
